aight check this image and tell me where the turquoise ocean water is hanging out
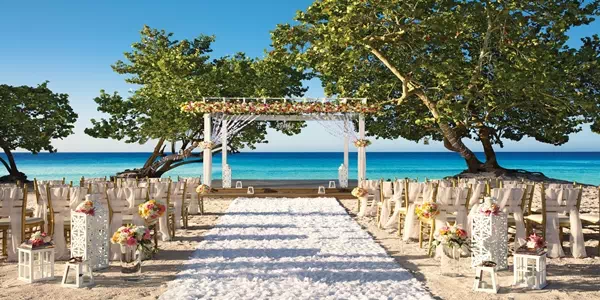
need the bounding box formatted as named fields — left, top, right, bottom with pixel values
left=2, top=152, right=600, bottom=185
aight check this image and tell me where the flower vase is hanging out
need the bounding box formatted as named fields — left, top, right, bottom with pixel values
left=440, top=246, right=462, bottom=277
left=120, top=245, right=142, bottom=275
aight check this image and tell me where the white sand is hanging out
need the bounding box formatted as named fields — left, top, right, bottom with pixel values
left=161, top=197, right=431, bottom=300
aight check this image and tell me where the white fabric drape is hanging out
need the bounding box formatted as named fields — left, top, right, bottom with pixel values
left=170, top=181, right=185, bottom=229
left=1, top=187, right=23, bottom=261
left=106, top=187, right=127, bottom=260
left=402, top=182, right=425, bottom=241
left=181, top=178, right=201, bottom=214
left=545, top=188, right=586, bottom=258
left=494, top=187, right=527, bottom=251
left=123, top=187, right=146, bottom=226
left=383, top=180, right=405, bottom=229
left=48, top=187, right=70, bottom=260
left=69, top=187, right=88, bottom=210
left=152, top=182, right=171, bottom=241
left=378, top=182, right=393, bottom=227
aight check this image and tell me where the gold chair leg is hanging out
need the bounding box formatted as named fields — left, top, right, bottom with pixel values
left=1, top=229, right=7, bottom=256
left=397, top=214, right=404, bottom=237
left=418, top=221, right=423, bottom=249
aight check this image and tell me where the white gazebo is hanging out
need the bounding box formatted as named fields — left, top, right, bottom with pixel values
left=181, top=97, right=377, bottom=188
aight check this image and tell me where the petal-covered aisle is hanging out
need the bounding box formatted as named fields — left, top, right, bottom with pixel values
left=161, top=197, right=432, bottom=300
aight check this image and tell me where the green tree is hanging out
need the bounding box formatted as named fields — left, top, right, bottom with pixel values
left=0, top=82, right=77, bottom=182
left=270, top=0, right=600, bottom=172
left=85, top=26, right=306, bottom=177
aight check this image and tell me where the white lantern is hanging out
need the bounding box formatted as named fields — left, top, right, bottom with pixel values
left=61, top=261, right=94, bottom=288
left=247, top=186, right=254, bottom=195
left=18, top=246, right=55, bottom=283
left=235, top=181, right=243, bottom=189
left=70, top=195, right=109, bottom=271
left=471, top=212, right=508, bottom=270
left=318, top=186, right=326, bottom=194
left=338, top=164, right=348, bottom=188
left=328, top=181, right=336, bottom=189
left=513, top=252, right=547, bottom=289
left=473, top=263, right=498, bottom=294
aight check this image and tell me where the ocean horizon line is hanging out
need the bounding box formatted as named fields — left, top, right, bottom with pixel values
left=9, top=150, right=600, bottom=154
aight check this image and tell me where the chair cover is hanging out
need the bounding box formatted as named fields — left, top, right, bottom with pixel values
left=123, top=187, right=146, bottom=226
left=182, top=178, right=201, bottom=214
left=46, top=186, right=70, bottom=260
left=358, top=180, right=379, bottom=217
left=494, top=187, right=527, bottom=251
left=402, top=182, right=425, bottom=241
left=545, top=188, right=586, bottom=258
left=69, top=187, right=88, bottom=210
left=106, top=187, right=128, bottom=260
left=378, top=181, right=394, bottom=227
left=151, top=182, right=171, bottom=241
left=1, top=187, right=23, bottom=261
left=170, top=181, right=185, bottom=229
left=383, top=180, right=405, bottom=229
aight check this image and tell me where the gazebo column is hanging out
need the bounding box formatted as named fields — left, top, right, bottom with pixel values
left=203, top=113, right=212, bottom=186
left=221, top=119, right=231, bottom=188
left=358, top=114, right=366, bottom=182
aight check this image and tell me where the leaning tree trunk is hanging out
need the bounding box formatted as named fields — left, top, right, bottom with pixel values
left=0, top=147, right=27, bottom=182
left=417, top=93, right=484, bottom=173
left=478, top=126, right=503, bottom=171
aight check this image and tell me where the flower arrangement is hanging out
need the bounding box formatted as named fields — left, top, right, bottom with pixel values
left=110, top=224, right=152, bottom=249
left=479, top=196, right=500, bottom=216
left=433, top=224, right=469, bottom=249
left=75, top=200, right=95, bottom=216
left=526, top=232, right=545, bottom=250
left=181, top=100, right=380, bottom=115
left=353, top=139, right=372, bottom=148
left=196, top=184, right=211, bottom=195
left=23, top=231, right=52, bottom=248
left=351, top=187, right=368, bottom=197
left=138, top=199, right=166, bottom=223
left=415, top=202, right=440, bottom=220
left=198, top=141, right=215, bottom=150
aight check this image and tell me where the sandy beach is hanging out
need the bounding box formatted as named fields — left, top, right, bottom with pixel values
left=0, top=183, right=598, bottom=300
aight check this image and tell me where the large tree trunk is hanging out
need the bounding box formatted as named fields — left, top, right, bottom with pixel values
left=0, top=147, right=27, bottom=182
left=478, top=126, right=503, bottom=171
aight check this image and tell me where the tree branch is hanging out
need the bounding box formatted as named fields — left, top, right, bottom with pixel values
left=365, top=44, right=417, bottom=105
left=169, top=159, right=204, bottom=169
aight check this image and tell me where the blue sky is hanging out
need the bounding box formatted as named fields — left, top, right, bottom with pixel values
left=1, top=0, right=598, bottom=153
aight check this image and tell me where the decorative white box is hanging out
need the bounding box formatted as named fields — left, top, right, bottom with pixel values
left=18, top=246, right=55, bottom=283
left=70, top=196, right=110, bottom=271
left=471, top=213, right=508, bottom=270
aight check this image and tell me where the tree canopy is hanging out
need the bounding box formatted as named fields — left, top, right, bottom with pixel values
left=85, top=26, right=307, bottom=177
left=0, top=82, right=77, bottom=181
left=270, top=0, right=600, bottom=172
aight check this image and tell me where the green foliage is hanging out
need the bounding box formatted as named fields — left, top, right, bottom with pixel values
left=85, top=26, right=307, bottom=175
left=0, top=82, right=77, bottom=177
left=270, top=0, right=600, bottom=169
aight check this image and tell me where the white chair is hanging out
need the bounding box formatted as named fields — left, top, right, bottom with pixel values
left=376, top=181, right=394, bottom=227
left=525, top=186, right=585, bottom=258
left=494, top=187, right=527, bottom=251
left=1, top=186, right=44, bottom=261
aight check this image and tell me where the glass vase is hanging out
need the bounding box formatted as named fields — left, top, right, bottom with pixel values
left=120, top=245, right=142, bottom=274
left=440, top=245, right=462, bottom=277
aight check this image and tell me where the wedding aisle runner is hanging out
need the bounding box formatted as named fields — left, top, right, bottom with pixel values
left=161, top=197, right=432, bottom=300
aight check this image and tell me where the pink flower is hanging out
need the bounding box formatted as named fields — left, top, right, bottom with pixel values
left=143, top=232, right=151, bottom=240
left=126, top=237, right=137, bottom=246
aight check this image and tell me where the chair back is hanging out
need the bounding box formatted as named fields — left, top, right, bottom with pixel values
left=435, top=186, right=469, bottom=213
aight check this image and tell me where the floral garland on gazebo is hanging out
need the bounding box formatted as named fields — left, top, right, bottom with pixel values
left=180, top=100, right=379, bottom=115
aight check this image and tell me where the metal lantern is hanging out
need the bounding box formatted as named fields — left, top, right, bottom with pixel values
left=513, top=252, right=547, bottom=289
left=18, top=246, right=55, bottom=283
left=471, top=213, right=508, bottom=270
left=70, top=195, right=109, bottom=271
